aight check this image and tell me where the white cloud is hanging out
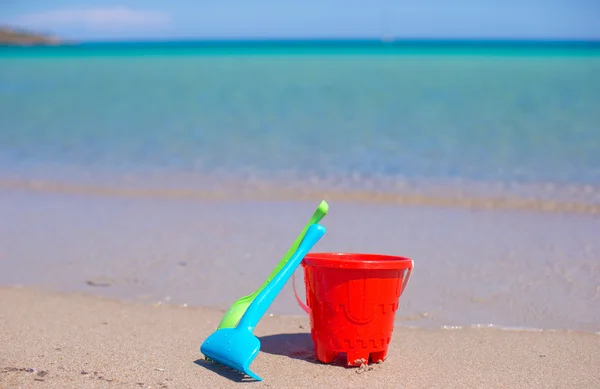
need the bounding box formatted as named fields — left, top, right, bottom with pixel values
left=15, top=6, right=169, bottom=28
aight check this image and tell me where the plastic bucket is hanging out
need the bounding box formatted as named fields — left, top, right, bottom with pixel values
left=293, top=252, right=413, bottom=366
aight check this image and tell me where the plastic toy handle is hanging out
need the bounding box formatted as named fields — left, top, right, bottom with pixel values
left=249, top=200, right=328, bottom=300
left=402, top=261, right=414, bottom=293
left=292, top=270, right=310, bottom=314
left=237, top=224, right=326, bottom=332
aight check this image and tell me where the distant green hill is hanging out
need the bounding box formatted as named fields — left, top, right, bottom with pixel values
left=0, top=27, right=60, bottom=45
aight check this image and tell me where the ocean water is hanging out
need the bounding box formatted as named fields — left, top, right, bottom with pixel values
left=1, top=41, right=599, bottom=332
left=2, top=42, right=600, bottom=194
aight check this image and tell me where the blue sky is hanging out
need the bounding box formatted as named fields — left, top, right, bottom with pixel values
left=1, top=0, right=599, bottom=41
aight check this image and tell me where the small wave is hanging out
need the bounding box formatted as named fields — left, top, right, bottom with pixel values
left=427, top=323, right=598, bottom=334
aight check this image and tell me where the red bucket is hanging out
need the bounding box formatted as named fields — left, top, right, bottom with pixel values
left=293, top=253, right=413, bottom=366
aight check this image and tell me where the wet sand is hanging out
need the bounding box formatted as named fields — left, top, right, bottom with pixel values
left=1, top=286, right=599, bottom=389
left=1, top=189, right=599, bottom=332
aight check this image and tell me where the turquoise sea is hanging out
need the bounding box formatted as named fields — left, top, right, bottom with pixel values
left=1, top=41, right=600, bottom=332
left=1, top=41, right=600, bottom=195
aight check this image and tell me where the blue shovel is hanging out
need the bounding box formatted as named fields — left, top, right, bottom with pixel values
left=200, top=224, right=326, bottom=381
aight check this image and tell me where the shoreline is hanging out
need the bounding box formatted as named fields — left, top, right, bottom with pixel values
left=2, top=176, right=600, bottom=216
left=4, top=282, right=599, bottom=336
left=1, top=286, right=599, bottom=388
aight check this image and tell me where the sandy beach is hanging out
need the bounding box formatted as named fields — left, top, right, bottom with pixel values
left=2, top=187, right=600, bottom=388
left=1, top=286, right=598, bottom=389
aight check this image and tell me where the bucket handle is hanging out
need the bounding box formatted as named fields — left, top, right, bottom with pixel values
left=292, top=270, right=310, bottom=314
left=402, top=266, right=413, bottom=295
left=293, top=263, right=414, bottom=315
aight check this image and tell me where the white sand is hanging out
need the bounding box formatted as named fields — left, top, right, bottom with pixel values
left=1, top=286, right=599, bottom=389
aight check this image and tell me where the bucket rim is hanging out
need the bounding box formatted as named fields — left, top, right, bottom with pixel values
left=302, top=252, right=413, bottom=270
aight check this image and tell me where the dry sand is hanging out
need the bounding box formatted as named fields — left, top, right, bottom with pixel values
left=1, top=286, right=599, bottom=389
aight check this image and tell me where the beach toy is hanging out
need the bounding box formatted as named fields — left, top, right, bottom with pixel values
left=293, top=253, right=413, bottom=366
left=215, top=200, right=329, bottom=331
left=201, top=224, right=327, bottom=381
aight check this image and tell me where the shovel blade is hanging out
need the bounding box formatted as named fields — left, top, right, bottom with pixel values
left=200, top=328, right=262, bottom=381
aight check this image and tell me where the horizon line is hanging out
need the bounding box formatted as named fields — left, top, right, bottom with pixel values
left=70, top=36, right=600, bottom=43
left=10, top=37, right=600, bottom=46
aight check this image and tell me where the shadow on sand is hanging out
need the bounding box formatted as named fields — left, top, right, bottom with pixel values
left=193, top=358, right=256, bottom=383
left=259, top=332, right=349, bottom=367
left=195, top=332, right=349, bottom=382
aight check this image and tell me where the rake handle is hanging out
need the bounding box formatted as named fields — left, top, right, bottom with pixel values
left=237, top=224, right=326, bottom=332
left=250, top=201, right=328, bottom=299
